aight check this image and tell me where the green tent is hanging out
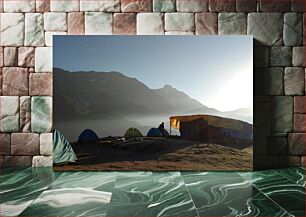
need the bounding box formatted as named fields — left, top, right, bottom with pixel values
left=124, top=128, right=143, bottom=138
left=53, top=129, right=77, bottom=164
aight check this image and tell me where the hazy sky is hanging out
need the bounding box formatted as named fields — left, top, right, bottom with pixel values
left=54, top=36, right=253, bottom=112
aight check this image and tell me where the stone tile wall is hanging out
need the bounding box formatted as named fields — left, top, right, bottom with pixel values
left=0, top=0, right=305, bottom=169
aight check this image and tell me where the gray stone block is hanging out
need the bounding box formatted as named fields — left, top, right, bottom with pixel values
left=247, top=13, right=283, bottom=46
left=176, top=0, right=207, bottom=12
left=288, top=133, right=305, bottom=155
left=195, top=12, right=217, bottom=35
left=291, top=0, right=305, bottom=12
left=208, top=0, right=235, bottom=12
left=264, top=67, right=284, bottom=95
left=268, top=136, right=288, bottom=155
left=292, top=46, right=305, bottom=67
left=153, top=0, right=176, bottom=12
left=20, top=96, right=31, bottom=132
left=31, top=97, right=53, bottom=133
left=32, top=156, right=53, bottom=167
left=0, top=96, right=19, bottom=132
left=254, top=47, right=269, bottom=67
left=40, top=133, right=53, bottom=156
left=137, top=13, right=164, bottom=35
left=284, top=13, right=303, bottom=46
left=270, top=46, right=292, bottom=67
left=218, top=13, right=247, bottom=35
left=0, top=133, right=10, bottom=155
left=11, top=133, right=40, bottom=155
left=4, top=156, right=33, bottom=167
left=165, top=13, right=195, bottom=31
left=260, top=0, right=290, bottom=12
left=236, top=0, right=256, bottom=12
left=3, top=47, right=18, bottom=66
left=284, top=67, right=305, bottom=95
left=272, top=96, right=293, bottom=133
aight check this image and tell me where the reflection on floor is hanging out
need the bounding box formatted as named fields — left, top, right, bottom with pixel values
left=0, top=167, right=305, bottom=216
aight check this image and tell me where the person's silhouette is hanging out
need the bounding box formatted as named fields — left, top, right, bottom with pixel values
left=158, top=122, right=165, bottom=137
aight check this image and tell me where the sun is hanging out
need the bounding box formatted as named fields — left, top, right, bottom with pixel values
left=204, top=65, right=253, bottom=112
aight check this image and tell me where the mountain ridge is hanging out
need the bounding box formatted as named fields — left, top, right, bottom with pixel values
left=53, top=68, right=252, bottom=123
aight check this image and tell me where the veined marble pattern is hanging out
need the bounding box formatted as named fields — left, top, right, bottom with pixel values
left=182, top=171, right=290, bottom=217
left=109, top=171, right=199, bottom=216
left=47, top=171, right=117, bottom=191
left=19, top=172, right=117, bottom=216
left=0, top=167, right=32, bottom=184
left=0, top=168, right=305, bottom=216
left=239, top=169, right=305, bottom=217
left=20, top=188, right=112, bottom=216
left=275, top=167, right=305, bottom=187
left=0, top=168, right=55, bottom=216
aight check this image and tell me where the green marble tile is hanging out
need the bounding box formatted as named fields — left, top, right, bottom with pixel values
left=109, top=171, right=199, bottom=216
left=239, top=169, right=305, bottom=216
left=19, top=171, right=116, bottom=216
left=48, top=171, right=117, bottom=191
left=115, top=171, right=184, bottom=186
left=111, top=172, right=186, bottom=204
left=111, top=182, right=192, bottom=206
left=0, top=167, right=33, bottom=184
left=19, top=188, right=111, bottom=216
left=182, top=171, right=290, bottom=216
left=107, top=200, right=198, bottom=217
left=0, top=168, right=55, bottom=216
left=274, top=167, right=305, bottom=187
left=2, top=169, right=304, bottom=217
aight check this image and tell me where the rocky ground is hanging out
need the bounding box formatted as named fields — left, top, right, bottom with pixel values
left=54, top=137, right=253, bottom=171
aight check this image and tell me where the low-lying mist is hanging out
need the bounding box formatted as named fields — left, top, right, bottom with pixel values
left=54, top=116, right=179, bottom=142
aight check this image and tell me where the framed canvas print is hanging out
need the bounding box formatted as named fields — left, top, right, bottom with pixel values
left=53, top=35, right=253, bottom=171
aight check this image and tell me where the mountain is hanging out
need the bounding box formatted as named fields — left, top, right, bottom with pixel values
left=221, top=108, right=253, bottom=123
left=223, top=108, right=252, bottom=117
left=54, top=68, right=162, bottom=119
left=54, top=68, right=251, bottom=123
left=154, top=84, right=221, bottom=115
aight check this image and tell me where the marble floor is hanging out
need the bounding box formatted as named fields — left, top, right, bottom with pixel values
left=0, top=167, right=305, bottom=217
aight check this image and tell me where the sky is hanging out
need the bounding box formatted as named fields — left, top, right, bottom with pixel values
left=54, top=35, right=253, bottom=112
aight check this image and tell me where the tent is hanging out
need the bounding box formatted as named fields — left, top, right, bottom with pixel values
left=147, top=128, right=163, bottom=137
left=53, top=129, right=77, bottom=164
left=160, top=128, right=170, bottom=137
left=124, top=128, right=143, bottom=138
left=78, top=129, right=99, bottom=142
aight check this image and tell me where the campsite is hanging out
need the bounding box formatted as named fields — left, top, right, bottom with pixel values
left=53, top=37, right=253, bottom=171
left=53, top=115, right=253, bottom=171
